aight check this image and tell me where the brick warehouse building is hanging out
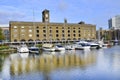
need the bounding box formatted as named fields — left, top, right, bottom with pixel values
left=9, top=9, right=96, bottom=42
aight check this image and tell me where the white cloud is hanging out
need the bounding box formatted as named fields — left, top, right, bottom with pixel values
left=0, top=5, right=26, bottom=24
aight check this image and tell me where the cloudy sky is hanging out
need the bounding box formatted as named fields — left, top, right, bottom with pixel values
left=0, top=0, right=120, bottom=29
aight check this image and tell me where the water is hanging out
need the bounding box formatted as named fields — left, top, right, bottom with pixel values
left=0, top=46, right=120, bottom=80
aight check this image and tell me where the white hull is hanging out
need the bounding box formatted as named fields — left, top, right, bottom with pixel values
left=65, top=45, right=75, bottom=50
left=17, top=44, right=29, bottom=53
left=55, top=47, right=65, bottom=51
left=42, top=47, right=55, bottom=52
left=75, top=46, right=90, bottom=50
left=29, top=47, right=39, bottom=54
left=42, top=44, right=55, bottom=52
left=55, top=45, right=65, bottom=51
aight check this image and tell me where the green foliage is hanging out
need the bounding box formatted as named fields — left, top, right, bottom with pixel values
left=0, top=45, right=9, bottom=50
left=36, top=44, right=42, bottom=48
left=0, top=28, right=5, bottom=40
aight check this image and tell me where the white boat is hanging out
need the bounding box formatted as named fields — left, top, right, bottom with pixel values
left=17, top=44, right=29, bottom=53
left=75, top=41, right=90, bottom=50
left=65, top=44, right=76, bottom=50
left=55, top=44, right=65, bottom=51
left=29, top=46, right=39, bottom=54
left=17, top=43, right=29, bottom=58
left=42, top=44, right=55, bottom=52
left=88, top=42, right=100, bottom=49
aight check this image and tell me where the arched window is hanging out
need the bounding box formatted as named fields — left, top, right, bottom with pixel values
left=28, top=39, right=33, bottom=42
left=14, top=39, right=17, bottom=42
left=21, top=39, right=26, bottom=42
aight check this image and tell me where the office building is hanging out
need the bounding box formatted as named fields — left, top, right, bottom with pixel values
left=108, top=15, right=120, bottom=30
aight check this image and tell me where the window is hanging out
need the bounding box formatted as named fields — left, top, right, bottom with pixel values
left=14, top=26, right=17, bottom=28
left=73, top=27, right=75, bottom=29
left=43, top=30, right=46, bottom=33
left=62, top=34, right=64, bottom=37
left=68, top=27, right=70, bottom=29
left=73, top=30, right=75, bottom=33
left=21, top=29, right=25, bottom=32
left=36, top=30, right=39, bottom=33
left=36, top=34, right=39, bottom=37
left=29, top=34, right=32, bottom=37
left=21, top=34, right=25, bottom=36
left=78, top=30, right=80, bottom=33
left=14, top=39, right=17, bottom=42
left=56, top=27, right=58, bottom=29
left=68, top=34, right=70, bottom=37
left=36, top=26, right=39, bottom=29
left=62, top=30, right=64, bottom=33
left=29, top=29, right=32, bottom=32
left=29, top=26, right=32, bottom=28
left=49, top=34, right=52, bottom=37
left=68, top=30, right=70, bottom=33
left=50, top=30, right=52, bottom=33
left=14, top=34, right=17, bottom=38
left=79, top=34, right=81, bottom=37
left=21, top=26, right=24, bottom=28
left=43, top=26, right=46, bottom=29
left=56, top=34, right=59, bottom=37
left=43, top=34, right=46, bottom=37
left=14, top=29, right=17, bottom=32
left=56, top=30, right=58, bottom=33
left=73, top=34, right=76, bottom=37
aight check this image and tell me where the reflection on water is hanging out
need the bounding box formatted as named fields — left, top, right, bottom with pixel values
left=0, top=46, right=120, bottom=80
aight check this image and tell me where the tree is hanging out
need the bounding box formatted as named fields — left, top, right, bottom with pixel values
left=0, top=28, right=5, bottom=40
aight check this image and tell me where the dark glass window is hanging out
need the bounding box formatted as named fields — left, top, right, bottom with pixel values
left=62, top=30, right=64, bottom=33
left=43, top=34, right=46, bottom=37
left=36, top=30, right=39, bottom=33
left=62, top=34, right=64, bottom=37
left=73, top=30, right=75, bottom=33
left=79, top=34, right=81, bottom=37
left=36, top=26, right=39, bottom=29
left=43, top=26, right=46, bottom=29
left=50, top=30, right=52, bottom=33
left=56, top=30, right=59, bottom=33
left=68, top=34, right=70, bottom=37
left=36, top=34, right=39, bottom=37
left=56, top=34, right=59, bottom=37
left=68, top=30, right=70, bottom=33
left=73, top=34, right=76, bottom=37
left=43, top=30, right=46, bottom=33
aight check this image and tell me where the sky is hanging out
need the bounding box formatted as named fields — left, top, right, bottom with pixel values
left=0, top=0, right=120, bottom=29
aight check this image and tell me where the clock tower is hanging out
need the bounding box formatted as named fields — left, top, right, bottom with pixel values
left=42, top=9, right=50, bottom=23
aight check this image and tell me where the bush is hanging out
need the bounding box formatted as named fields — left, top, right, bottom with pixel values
left=0, top=46, right=9, bottom=50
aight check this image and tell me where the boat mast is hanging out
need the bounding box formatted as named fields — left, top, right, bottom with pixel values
left=33, top=9, right=36, bottom=45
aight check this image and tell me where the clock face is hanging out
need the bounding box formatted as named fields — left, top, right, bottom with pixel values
left=45, top=14, right=48, bottom=17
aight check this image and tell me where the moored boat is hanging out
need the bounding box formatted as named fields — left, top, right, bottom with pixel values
left=17, top=44, right=29, bottom=53
left=55, top=44, right=65, bottom=51
left=75, top=41, right=90, bottom=50
left=42, top=44, right=55, bottom=52
left=29, top=46, right=39, bottom=54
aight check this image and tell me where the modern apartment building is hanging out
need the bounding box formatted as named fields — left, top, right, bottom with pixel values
left=108, top=15, right=120, bottom=30
left=9, top=9, right=96, bottom=42
left=0, top=26, right=10, bottom=42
